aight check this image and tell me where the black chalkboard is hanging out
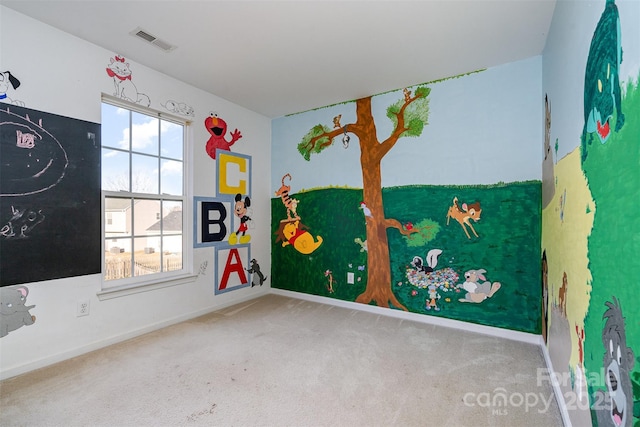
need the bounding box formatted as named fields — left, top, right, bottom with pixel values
left=0, top=104, right=101, bottom=286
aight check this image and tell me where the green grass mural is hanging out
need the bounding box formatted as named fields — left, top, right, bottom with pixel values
left=272, top=181, right=542, bottom=334
left=582, top=75, right=640, bottom=424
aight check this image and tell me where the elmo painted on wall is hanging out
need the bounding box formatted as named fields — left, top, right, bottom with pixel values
left=204, top=113, right=242, bottom=159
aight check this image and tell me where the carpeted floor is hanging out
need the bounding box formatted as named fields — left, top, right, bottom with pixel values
left=0, top=294, right=563, bottom=426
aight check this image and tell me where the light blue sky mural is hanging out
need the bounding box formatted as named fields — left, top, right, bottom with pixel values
left=543, top=0, right=639, bottom=161
left=272, top=56, right=542, bottom=192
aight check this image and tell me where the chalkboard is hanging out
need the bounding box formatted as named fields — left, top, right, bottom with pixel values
left=0, top=104, right=101, bottom=286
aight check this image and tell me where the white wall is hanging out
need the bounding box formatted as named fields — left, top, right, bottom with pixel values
left=0, top=6, right=271, bottom=379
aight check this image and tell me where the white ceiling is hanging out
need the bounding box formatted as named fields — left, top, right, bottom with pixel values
left=2, top=0, right=556, bottom=118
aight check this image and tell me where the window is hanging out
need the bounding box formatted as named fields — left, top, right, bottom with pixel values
left=101, top=97, right=190, bottom=289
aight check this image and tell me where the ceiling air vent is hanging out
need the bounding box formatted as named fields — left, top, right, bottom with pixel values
left=130, top=27, right=176, bottom=52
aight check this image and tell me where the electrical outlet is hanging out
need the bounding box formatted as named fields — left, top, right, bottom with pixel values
left=77, top=300, right=90, bottom=317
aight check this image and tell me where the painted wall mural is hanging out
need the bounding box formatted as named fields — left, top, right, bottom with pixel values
left=272, top=61, right=543, bottom=333
left=0, top=71, right=24, bottom=107
left=161, top=100, right=195, bottom=118
left=273, top=173, right=323, bottom=255
left=580, top=0, right=624, bottom=163
left=292, top=86, right=437, bottom=311
left=271, top=182, right=541, bottom=333
left=542, top=0, right=639, bottom=425
left=245, top=258, right=267, bottom=288
left=204, top=113, right=242, bottom=160
left=581, top=69, right=639, bottom=427
left=594, top=298, right=635, bottom=427
left=542, top=95, right=555, bottom=209
left=542, top=141, right=595, bottom=426
left=194, top=149, right=266, bottom=294
left=105, top=55, right=150, bottom=107
left=0, top=285, right=35, bottom=337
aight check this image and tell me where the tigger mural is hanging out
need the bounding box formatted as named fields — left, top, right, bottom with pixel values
left=273, top=173, right=323, bottom=255
left=275, top=173, right=300, bottom=220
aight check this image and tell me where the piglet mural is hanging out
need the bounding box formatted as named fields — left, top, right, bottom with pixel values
left=0, top=285, right=36, bottom=337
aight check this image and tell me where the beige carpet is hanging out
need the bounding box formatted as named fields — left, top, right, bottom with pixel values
left=0, top=294, right=563, bottom=426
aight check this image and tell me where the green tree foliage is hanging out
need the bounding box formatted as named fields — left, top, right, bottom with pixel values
left=298, top=124, right=331, bottom=161
left=386, top=86, right=431, bottom=137
left=404, top=218, right=440, bottom=247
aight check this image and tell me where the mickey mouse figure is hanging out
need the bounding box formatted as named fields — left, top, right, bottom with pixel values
left=229, top=193, right=251, bottom=245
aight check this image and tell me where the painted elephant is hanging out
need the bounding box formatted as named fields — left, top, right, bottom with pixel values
left=0, top=285, right=36, bottom=337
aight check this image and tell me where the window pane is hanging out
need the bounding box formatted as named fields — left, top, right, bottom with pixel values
left=131, top=112, right=159, bottom=155
left=134, top=237, right=160, bottom=277
left=133, top=199, right=161, bottom=236
left=102, top=100, right=186, bottom=285
left=161, top=120, right=183, bottom=160
left=162, top=201, right=182, bottom=234
left=102, top=149, right=130, bottom=191
left=161, top=159, right=183, bottom=196
left=101, top=104, right=130, bottom=150
left=105, top=197, right=132, bottom=237
left=163, top=236, right=183, bottom=272
left=131, top=154, right=159, bottom=194
left=104, top=237, right=132, bottom=280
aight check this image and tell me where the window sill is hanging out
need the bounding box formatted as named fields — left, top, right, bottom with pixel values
left=97, top=273, right=198, bottom=300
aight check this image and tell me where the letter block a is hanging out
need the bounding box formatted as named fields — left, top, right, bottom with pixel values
left=216, top=246, right=250, bottom=294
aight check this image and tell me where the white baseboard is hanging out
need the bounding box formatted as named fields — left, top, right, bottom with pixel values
left=0, top=290, right=269, bottom=381
left=270, top=288, right=541, bottom=344
left=539, top=336, right=572, bottom=427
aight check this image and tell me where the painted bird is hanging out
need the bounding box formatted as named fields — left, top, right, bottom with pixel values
left=360, top=202, right=373, bottom=218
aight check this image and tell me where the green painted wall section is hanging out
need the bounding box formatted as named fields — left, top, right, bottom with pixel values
left=272, top=181, right=541, bottom=333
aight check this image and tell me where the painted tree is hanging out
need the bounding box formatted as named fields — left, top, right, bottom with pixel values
left=297, top=86, right=431, bottom=310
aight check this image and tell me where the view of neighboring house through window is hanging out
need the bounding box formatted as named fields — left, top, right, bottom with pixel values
left=101, top=98, right=187, bottom=286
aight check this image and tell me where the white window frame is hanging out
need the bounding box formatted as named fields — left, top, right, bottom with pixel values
left=98, top=94, right=195, bottom=299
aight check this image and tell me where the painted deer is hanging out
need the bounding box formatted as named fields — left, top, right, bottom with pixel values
left=558, top=272, right=568, bottom=317
left=446, top=196, right=482, bottom=239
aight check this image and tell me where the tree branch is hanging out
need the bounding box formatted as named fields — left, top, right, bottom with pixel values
left=379, top=91, right=424, bottom=157
left=383, top=218, right=421, bottom=237
left=301, top=127, right=344, bottom=153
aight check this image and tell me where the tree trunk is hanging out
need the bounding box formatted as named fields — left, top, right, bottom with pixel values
left=353, top=97, right=407, bottom=311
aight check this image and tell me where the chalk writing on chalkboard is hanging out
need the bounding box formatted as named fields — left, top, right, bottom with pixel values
left=0, top=105, right=101, bottom=286
left=1, top=111, right=69, bottom=197
left=0, top=206, right=45, bottom=239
